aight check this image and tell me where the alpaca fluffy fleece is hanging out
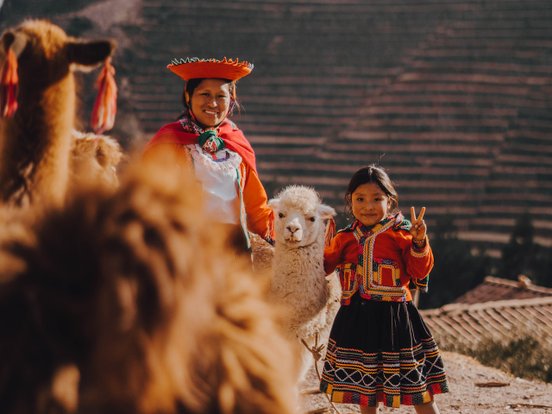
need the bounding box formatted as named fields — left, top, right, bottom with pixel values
left=250, top=232, right=274, bottom=275
left=268, top=185, right=341, bottom=382
left=0, top=150, right=298, bottom=414
left=0, top=19, right=115, bottom=206
left=70, top=130, right=124, bottom=191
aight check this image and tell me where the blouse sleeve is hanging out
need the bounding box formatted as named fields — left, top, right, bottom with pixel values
left=398, top=231, right=434, bottom=279
left=324, top=234, right=343, bottom=274
left=242, top=163, right=274, bottom=240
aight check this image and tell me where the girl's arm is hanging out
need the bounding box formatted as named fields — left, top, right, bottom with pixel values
left=403, top=206, right=433, bottom=279
left=398, top=230, right=434, bottom=279
left=324, top=235, right=343, bottom=274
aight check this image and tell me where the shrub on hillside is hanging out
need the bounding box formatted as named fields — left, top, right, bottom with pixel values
left=449, top=333, right=552, bottom=383
left=475, top=336, right=552, bottom=383
left=499, top=212, right=552, bottom=288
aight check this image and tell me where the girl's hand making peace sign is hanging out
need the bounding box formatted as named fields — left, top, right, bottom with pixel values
left=410, top=206, right=427, bottom=243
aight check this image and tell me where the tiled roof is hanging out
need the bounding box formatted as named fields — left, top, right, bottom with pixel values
left=2, top=0, right=552, bottom=253
left=454, top=275, right=552, bottom=304
left=421, top=296, right=552, bottom=350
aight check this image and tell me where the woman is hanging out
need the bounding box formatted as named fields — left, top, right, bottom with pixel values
left=144, top=57, right=273, bottom=249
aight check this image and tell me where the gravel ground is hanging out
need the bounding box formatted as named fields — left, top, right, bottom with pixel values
left=300, top=351, right=552, bottom=414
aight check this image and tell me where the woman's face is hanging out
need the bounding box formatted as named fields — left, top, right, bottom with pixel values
left=351, top=182, right=390, bottom=227
left=186, top=79, right=231, bottom=128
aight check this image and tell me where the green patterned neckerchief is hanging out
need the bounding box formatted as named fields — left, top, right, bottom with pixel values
left=198, top=130, right=226, bottom=154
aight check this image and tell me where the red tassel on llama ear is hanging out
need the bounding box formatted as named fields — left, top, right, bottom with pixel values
left=324, top=217, right=336, bottom=247
left=0, top=48, right=19, bottom=118
left=91, top=57, right=117, bottom=134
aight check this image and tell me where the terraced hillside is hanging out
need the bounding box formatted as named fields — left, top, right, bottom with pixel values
left=2, top=0, right=552, bottom=255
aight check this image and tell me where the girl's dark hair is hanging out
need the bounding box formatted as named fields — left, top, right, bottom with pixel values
left=345, top=165, right=399, bottom=215
left=179, top=78, right=240, bottom=119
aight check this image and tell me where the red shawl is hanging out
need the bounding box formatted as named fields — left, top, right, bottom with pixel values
left=145, top=119, right=257, bottom=172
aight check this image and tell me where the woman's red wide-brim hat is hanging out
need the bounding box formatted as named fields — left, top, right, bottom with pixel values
left=167, top=57, right=254, bottom=81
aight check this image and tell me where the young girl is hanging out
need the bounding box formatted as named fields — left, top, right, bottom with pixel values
left=320, top=165, right=448, bottom=414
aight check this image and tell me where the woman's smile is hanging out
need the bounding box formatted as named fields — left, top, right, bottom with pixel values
left=203, top=109, right=220, bottom=117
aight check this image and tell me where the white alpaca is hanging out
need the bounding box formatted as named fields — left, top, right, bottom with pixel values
left=268, top=185, right=341, bottom=382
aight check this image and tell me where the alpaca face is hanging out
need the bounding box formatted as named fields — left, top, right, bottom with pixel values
left=279, top=208, right=313, bottom=245
left=269, top=186, right=336, bottom=248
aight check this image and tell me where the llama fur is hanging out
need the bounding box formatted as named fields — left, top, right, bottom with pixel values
left=249, top=231, right=274, bottom=275
left=269, top=185, right=341, bottom=382
left=70, top=130, right=124, bottom=191
left=0, top=19, right=116, bottom=206
left=0, top=150, right=298, bottom=414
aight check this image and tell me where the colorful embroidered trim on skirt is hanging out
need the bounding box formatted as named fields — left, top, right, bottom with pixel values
left=320, top=337, right=449, bottom=408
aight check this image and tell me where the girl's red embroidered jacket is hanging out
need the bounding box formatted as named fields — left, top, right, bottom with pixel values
left=324, top=215, right=433, bottom=303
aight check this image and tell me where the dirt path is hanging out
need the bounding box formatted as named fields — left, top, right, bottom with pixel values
left=300, top=351, right=552, bottom=413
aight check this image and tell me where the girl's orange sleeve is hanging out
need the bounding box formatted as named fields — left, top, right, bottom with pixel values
left=397, top=231, right=434, bottom=279
left=324, top=234, right=343, bottom=274
left=242, top=164, right=274, bottom=240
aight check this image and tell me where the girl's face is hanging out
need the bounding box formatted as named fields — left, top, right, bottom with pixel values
left=186, top=79, right=231, bottom=128
left=351, top=182, right=390, bottom=227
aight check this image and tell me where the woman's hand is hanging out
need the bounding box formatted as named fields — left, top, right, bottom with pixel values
left=410, top=206, right=427, bottom=243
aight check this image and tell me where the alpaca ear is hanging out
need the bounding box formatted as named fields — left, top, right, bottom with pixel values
left=267, top=198, right=280, bottom=211
left=318, top=204, right=336, bottom=220
left=66, top=40, right=114, bottom=67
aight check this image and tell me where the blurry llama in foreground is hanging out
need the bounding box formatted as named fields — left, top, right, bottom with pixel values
left=0, top=19, right=121, bottom=207
left=0, top=150, right=298, bottom=414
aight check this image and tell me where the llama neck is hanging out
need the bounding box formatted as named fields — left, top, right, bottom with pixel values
left=20, top=76, right=76, bottom=148
left=275, top=237, right=324, bottom=255
left=0, top=76, right=75, bottom=204
left=271, top=237, right=328, bottom=317
left=273, top=238, right=325, bottom=274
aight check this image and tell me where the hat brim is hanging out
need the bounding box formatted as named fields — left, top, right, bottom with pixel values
left=167, top=58, right=253, bottom=81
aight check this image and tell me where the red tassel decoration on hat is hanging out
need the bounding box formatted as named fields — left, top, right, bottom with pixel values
left=0, top=48, right=19, bottom=118
left=91, top=57, right=117, bottom=134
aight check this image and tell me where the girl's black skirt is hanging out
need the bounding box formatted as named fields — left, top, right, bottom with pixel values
left=320, top=293, right=448, bottom=408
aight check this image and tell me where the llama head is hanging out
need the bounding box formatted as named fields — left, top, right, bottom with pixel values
left=269, top=185, right=336, bottom=248
left=0, top=19, right=114, bottom=113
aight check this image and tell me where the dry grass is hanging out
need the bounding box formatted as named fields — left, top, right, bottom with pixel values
left=444, top=332, right=552, bottom=383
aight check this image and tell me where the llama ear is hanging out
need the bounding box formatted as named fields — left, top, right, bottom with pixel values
left=267, top=198, right=280, bottom=211
left=1, top=31, right=27, bottom=57
left=66, top=40, right=114, bottom=67
left=1, top=32, right=14, bottom=51
left=318, top=204, right=336, bottom=220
